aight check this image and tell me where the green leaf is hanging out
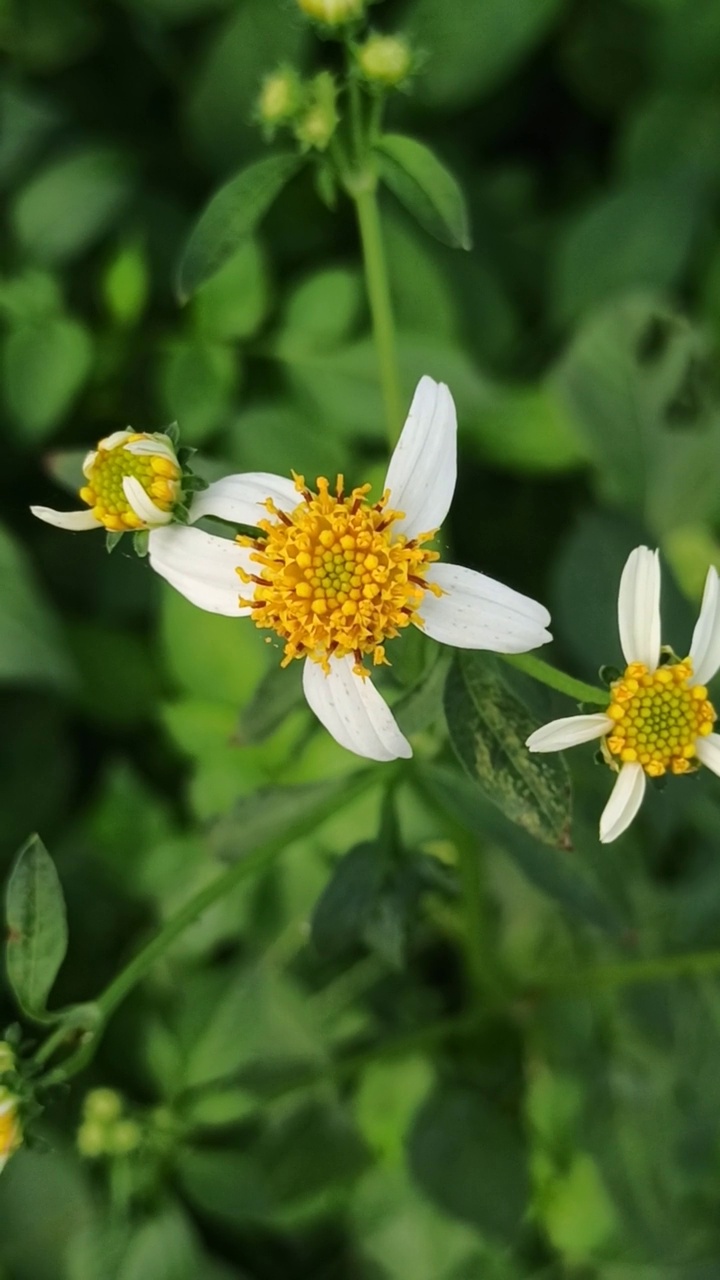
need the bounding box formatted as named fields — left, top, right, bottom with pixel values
left=12, top=148, right=132, bottom=263
left=419, top=764, right=625, bottom=935
left=280, top=268, right=364, bottom=351
left=553, top=178, right=699, bottom=322
left=235, top=659, right=305, bottom=745
left=6, top=834, right=68, bottom=1018
left=193, top=238, right=270, bottom=342
left=376, top=135, right=471, bottom=250
left=0, top=522, right=75, bottom=690
left=4, top=316, right=93, bottom=440
left=409, top=1085, right=529, bottom=1242
left=176, top=153, right=301, bottom=301
left=444, top=653, right=572, bottom=847
left=210, top=775, right=375, bottom=862
left=311, top=842, right=386, bottom=958
left=406, top=0, right=564, bottom=109
left=116, top=1208, right=201, bottom=1280
left=159, top=338, right=238, bottom=444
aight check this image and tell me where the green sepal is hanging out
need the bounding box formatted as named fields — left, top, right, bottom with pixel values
left=599, top=665, right=621, bottom=686
left=164, top=421, right=180, bottom=446
left=182, top=473, right=209, bottom=493
left=173, top=504, right=191, bottom=525
left=177, top=446, right=198, bottom=466
left=133, top=529, right=150, bottom=558
left=315, top=162, right=337, bottom=210
left=105, top=531, right=124, bottom=554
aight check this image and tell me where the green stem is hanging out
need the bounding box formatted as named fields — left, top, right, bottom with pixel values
left=40, top=769, right=379, bottom=1086
left=545, top=946, right=720, bottom=994
left=455, top=832, right=495, bottom=1005
left=354, top=180, right=404, bottom=447
left=500, top=652, right=609, bottom=707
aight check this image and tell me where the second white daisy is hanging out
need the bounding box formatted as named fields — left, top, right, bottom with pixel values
left=526, top=546, right=720, bottom=843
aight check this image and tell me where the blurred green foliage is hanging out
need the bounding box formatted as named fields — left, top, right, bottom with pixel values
left=4, top=0, right=720, bottom=1277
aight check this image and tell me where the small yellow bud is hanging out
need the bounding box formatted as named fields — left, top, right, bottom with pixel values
left=357, top=34, right=413, bottom=87
left=294, top=74, right=340, bottom=152
left=83, top=1087, right=123, bottom=1123
left=77, top=1119, right=108, bottom=1159
left=257, top=68, right=302, bottom=128
left=296, top=0, right=364, bottom=26
left=108, top=1119, right=142, bottom=1156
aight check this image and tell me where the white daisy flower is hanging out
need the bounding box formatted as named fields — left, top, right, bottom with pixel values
left=31, top=430, right=182, bottom=535
left=526, top=546, right=720, bottom=843
left=148, top=376, right=552, bottom=762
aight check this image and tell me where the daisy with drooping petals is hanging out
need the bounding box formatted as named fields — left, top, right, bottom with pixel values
left=147, top=376, right=552, bottom=762
left=31, top=430, right=183, bottom=536
left=526, top=546, right=720, bottom=843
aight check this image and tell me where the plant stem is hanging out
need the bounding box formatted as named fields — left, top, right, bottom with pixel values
left=354, top=180, right=404, bottom=447
left=39, top=769, right=379, bottom=1086
left=545, top=946, right=720, bottom=994
left=455, top=831, right=495, bottom=1005
left=500, top=652, right=610, bottom=706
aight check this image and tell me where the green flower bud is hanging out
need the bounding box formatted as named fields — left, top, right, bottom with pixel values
left=294, top=73, right=339, bottom=152
left=108, top=1119, right=142, bottom=1156
left=296, top=0, right=364, bottom=26
left=357, top=33, right=413, bottom=87
left=83, top=1087, right=123, bottom=1124
left=77, top=1120, right=107, bottom=1160
left=257, top=67, right=302, bottom=128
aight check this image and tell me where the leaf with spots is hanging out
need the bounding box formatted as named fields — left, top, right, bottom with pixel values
left=443, top=653, right=572, bottom=847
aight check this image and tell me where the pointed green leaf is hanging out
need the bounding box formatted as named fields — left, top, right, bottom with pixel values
left=376, top=134, right=471, bottom=250
left=443, top=653, right=571, bottom=847
left=176, top=152, right=301, bottom=301
left=234, top=659, right=305, bottom=745
left=6, top=834, right=68, bottom=1018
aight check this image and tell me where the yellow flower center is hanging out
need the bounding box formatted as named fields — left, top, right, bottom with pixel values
left=79, top=434, right=181, bottom=533
left=237, top=474, right=441, bottom=675
left=605, top=660, right=717, bottom=777
left=0, top=1103, right=21, bottom=1165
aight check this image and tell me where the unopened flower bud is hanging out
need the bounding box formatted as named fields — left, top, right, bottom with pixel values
left=83, top=1087, right=123, bottom=1124
left=77, top=1119, right=107, bottom=1159
left=257, top=68, right=302, bottom=129
left=108, top=1118, right=142, bottom=1156
left=357, top=33, right=413, bottom=87
left=296, top=0, right=364, bottom=26
left=294, top=72, right=339, bottom=152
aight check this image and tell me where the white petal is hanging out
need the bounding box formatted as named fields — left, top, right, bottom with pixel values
left=188, top=473, right=300, bottom=528
left=696, top=732, right=720, bottom=777
left=30, top=505, right=100, bottom=531
left=302, top=655, right=412, bottom=762
left=148, top=525, right=254, bottom=616
left=526, top=714, right=614, bottom=753
left=98, top=429, right=134, bottom=451
left=124, top=435, right=178, bottom=463
left=689, top=566, right=720, bottom=686
left=122, top=476, right=173, bottom=527
left=383, top=376, right=457, bottom=538
left=599, top=762, right=646, bottom=844
left=82, top=450, right=97, bottom=478
left=417, top=563, right=552, bottom=653
left=617, top=546, right=661, bottom=670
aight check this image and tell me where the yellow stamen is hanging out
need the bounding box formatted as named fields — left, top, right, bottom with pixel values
left=236, top=473, right=440, bottom=673
left=78, top=434, right=181, bottom=532
left=604, top=659, right=716, bottom=777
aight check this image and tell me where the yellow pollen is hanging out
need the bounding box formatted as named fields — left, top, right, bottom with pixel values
left=236, top=473, right=440, bottom=672
left=604, top=659, right=716, bottom=777
left=79, top=435, right=181, bottom=532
